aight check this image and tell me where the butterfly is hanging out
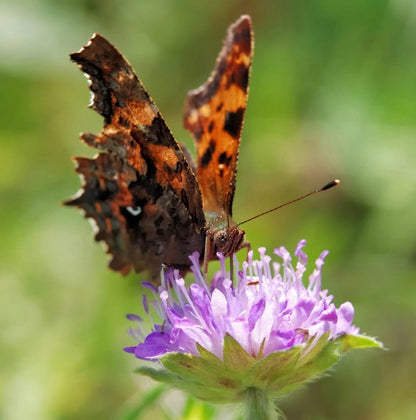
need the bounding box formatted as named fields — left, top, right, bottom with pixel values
left=65, top=15, right=253, bottom=279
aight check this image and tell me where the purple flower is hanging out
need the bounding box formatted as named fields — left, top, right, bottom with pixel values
left=126, top=241, right=359, bottom=361
left=125, top=241, right=381, bottom=404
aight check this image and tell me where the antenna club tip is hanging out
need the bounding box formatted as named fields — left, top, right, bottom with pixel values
left=321, top=179, right=341, bottom=191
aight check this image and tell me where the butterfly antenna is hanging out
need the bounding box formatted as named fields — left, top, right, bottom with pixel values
left=237, top=179, right=340, bottom=226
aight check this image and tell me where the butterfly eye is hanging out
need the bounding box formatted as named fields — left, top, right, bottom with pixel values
left=216, top=231, right=227, bottom=246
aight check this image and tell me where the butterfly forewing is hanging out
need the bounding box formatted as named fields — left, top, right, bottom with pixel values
left=66, top=34, right=206, bottom=278
left=66, top=17, right=253, bottom=279
left=183, top=15, right=253, bottom=227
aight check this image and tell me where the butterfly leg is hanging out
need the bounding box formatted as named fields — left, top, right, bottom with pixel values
left=242, top=240, right=251, bottom=252
left=241, top=240, right=251, bottom=264
left=203, top=233, right=212, bottom=279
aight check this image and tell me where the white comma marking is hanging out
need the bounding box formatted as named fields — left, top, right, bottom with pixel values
left=126, top=206, right=142, bottom=216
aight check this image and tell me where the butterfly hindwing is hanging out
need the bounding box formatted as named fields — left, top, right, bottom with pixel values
left=183, top=15, right=253, bottom=227
left=65, top=34, right=206, bottom=277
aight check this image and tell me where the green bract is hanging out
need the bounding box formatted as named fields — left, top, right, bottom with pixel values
left=136, top=333, right=381, bottom=404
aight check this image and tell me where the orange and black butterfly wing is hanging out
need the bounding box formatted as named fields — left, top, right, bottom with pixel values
left=65, top=34, right=206, bottom=278
left=183, top=15, right=253, bottom=228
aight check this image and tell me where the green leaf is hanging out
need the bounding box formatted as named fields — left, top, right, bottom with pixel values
left=268, top=340, right=343, bottom=394
left=256, top=338, right=266, bottom=360
left=137, top=362, right=239, bottom=403
left=295, top=332, right=331, bottom=368
left=136, top=366, right=185, bottom=388
left=161, top=353, right=235, bottom=387
left=244, top=347, right=301, bottom=389
left=339, top=334, right=383, bottom=352
left=223, top=333, right=256, bottom=371
left=160, top=353, right=242, bottom=402
left=196, top=343, right=223, bottom=366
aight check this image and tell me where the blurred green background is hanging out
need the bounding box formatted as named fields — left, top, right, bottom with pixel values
left=1, top=0, right=415, bottom=419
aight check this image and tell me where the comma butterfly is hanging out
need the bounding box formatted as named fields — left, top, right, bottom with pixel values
left=65, top=15, right=253, bottom=278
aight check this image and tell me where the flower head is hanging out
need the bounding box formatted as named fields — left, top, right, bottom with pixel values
left=125, top=241, right=381, bottom=404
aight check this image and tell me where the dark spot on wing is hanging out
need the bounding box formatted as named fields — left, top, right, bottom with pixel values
left=174, top=161, right=183, bottom=173
left=223, top=108, right=244, bottom=139
left=163, top=162, right=175, bottom=181
left=129, top=165, right=163, bottom=202
left=227, top=63, right=249, bottom=91
left=131, top=116, right=174, bottom=146
left=216, top=103, right=224, bottom=112
left=95, top=182, right=116, bottom=201
left=163, top=161, right=184, bottom=182
left=200, top=139, right=216, bottom=167
left=233, top=27, right=252, bottom=55
left=180, top=188, right=189, bottom=210
left=131, top=128, right=144, bottom=143
left=118, top=115, right=131, bottom=128
left=139, top=151, right=156, bottom=179
left=208, top=121, right=215, bottom=133
left=194, top=128, right=203, bottom=141
left=218, top=152, right=232, bottom=166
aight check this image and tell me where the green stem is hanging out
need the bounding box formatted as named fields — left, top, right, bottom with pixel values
left=243, top=387, right=278, bottom=420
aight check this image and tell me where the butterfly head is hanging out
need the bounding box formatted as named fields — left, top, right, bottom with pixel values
left=209, top=226, right=246, bottom=259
